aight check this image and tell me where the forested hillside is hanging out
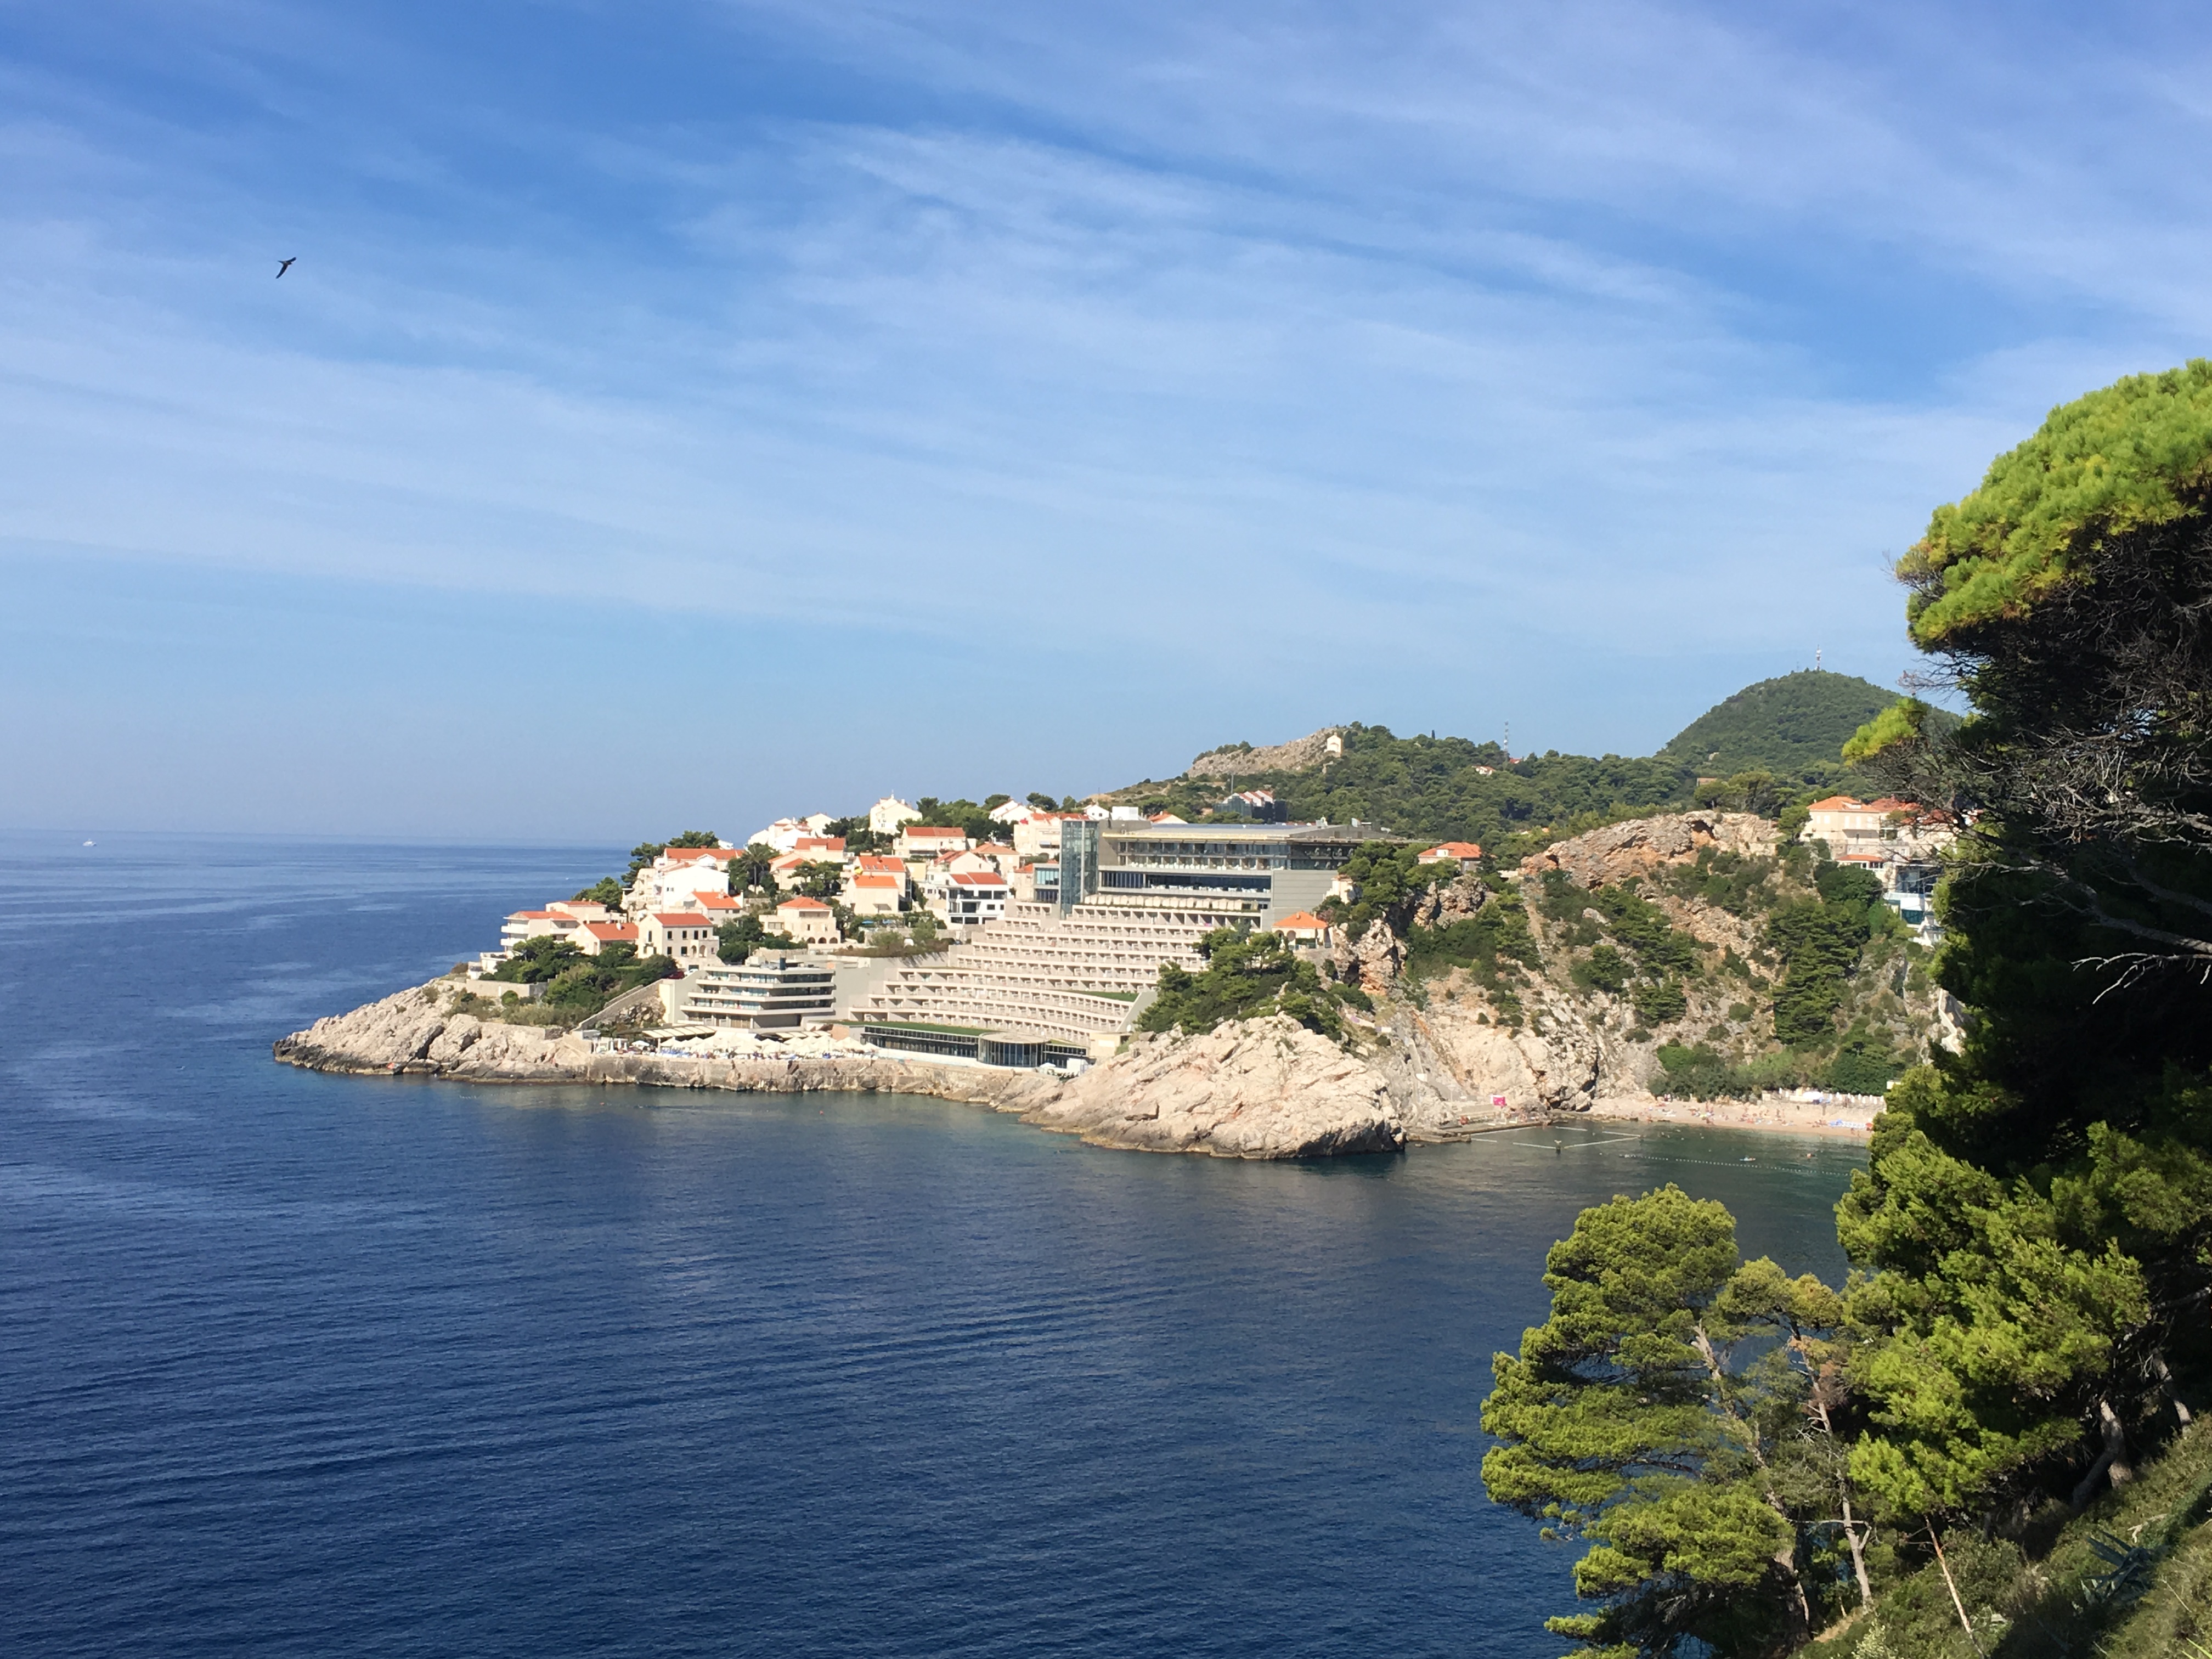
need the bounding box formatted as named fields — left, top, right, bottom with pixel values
left=1656, top=669, right=1895, bottom=782
left=1103, top=669, right=1897, bottom=855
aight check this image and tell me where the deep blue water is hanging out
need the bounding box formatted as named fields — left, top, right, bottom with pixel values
left=0, top=834, right=1866, bottom=1658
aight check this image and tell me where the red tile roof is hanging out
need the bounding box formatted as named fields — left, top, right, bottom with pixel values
left=1272, top=911, right=1329, bottom=932
left=851, top=874, right=900, bottom=889
left=793, top=837, right=847, bottom=853
left=583, top=921, right=639, bottom=940
left=506, top=909, right=562, bottom=919
left=662, top=847, right=736, bottom=862
left=652, top=912, right=712, bottom=927
left=855, top=855, right=904, bottom=873
left=1419, top=842, right=1483, bottom=860
left=1805, top=795, right=1863, bottom=812
left=777, top=896, right=832, bottom=911
left=904, top=826, right=964, bottom=838
left=950, top=871, right=1008, bottom=888
left=691, top=892, right=741, bottom=909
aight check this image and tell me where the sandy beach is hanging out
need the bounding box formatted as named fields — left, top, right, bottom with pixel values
left=1586, top=1093, right=1882, bottom=1139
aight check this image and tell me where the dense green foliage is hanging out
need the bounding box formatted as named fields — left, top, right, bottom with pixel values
left=1137, top=928, right=1361, bottom=1041
left=1765, top=864, right=1888, bottom=1047
left=1658, top=670, right=1895, bottom=784
left=1320, top=841, right=1471, bottom=943
left=1483, top=1187, right=1861, bottom=1656
left=911, top=797, right=1008, bottom=844
left=1900, top=359, right=2212, bottom=645
left=822, top=816, right=891, bottom=855
left=716, top=914, right=802, bottom=963
left=486, top=936, right=677, bottom=1017
left=1112, top=672, right=1896, bottom=859
left=1835, top=364, right=2212, bottom=1539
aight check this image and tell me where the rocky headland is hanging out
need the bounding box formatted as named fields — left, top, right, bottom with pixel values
left=274, top=986, right=1408, bottom=1160
left=276, top=809, right=1923, bottom=1158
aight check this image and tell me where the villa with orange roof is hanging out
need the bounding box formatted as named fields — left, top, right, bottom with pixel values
left=1799, top=796, right=1954, bottom=934
left=1271, top=910, right=1333, bottom=947
left=846, top=872, right=905, bottom=917
left=1417, top=842, right=1484, bottom=870
left=896, top=823, right=969, bottom=860
left=574, top=919, right=639, bottom=956
left=774, top=895, right=842, bottom=946
left=639, top=911, right=718, bottom=967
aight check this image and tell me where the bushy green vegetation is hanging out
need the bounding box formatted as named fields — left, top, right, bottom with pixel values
left=1657, top=669, right=1896, bottom=785
left=1109, top=669, right=1906, bottom=856
left=1138, top=928, right=1365, bottom=1042
left=716, top=915, right=801, bottom=963
left=1483, top=1187, right=1862, bottom=1655
left=1534, top=869, right=1704, bottom=1034
left=1658, top=844, right=1783, bottom=916
left=484, top=936, right=677, bottom=1019
left=1319, top=841, right=1469, bottom=942
left=1765, top=863, right=1891, bottom=1046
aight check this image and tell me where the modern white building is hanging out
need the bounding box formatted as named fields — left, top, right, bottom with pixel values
left=940, top=870, right=1009, bottom=929
left=1012, top=812, right=1086, bottom=860
left=661, top=954, right=837, bottom=1030
left=1801, top=797, right=1954, bottom=936
left=747, top=815, right=834, bottom=854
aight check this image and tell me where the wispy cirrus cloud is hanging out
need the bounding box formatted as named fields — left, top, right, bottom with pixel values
left=2, top=0, right=2206, bottom=831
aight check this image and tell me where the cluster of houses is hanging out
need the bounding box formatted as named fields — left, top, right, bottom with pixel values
left=480, top=786, right=1954, bottom=1017
left=484, top=795, right=1129, bottom=979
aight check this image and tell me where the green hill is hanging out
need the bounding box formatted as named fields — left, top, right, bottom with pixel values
left=1656, top=670, right=1894, bottom=783
left=1098, top=670, right=1915, bottom=855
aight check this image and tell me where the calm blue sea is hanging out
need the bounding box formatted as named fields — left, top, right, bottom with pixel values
left=0, top=834, right=1865, bottom=1658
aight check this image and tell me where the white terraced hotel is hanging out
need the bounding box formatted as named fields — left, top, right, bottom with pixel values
left=850, top=821, right=1395, bottom=1046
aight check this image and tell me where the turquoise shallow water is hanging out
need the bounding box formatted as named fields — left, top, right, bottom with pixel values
left=0, top=833, right=1864, bottom=1657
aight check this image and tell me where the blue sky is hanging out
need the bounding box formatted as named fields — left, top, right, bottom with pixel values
left=4, top=1, right=2208, bottom=839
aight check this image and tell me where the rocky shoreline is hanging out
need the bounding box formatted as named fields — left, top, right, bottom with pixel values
left=274, top=809, right=1921, bottom=1160
left=273, top=980, right=1423, bottom=1159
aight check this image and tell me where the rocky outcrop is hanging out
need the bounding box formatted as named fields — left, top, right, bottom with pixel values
left=1519, top=811, right=1772, bottom=888
left=274, top=983, right=1411, bottom=1160
left=1398, top=989, right=1604, bottom=1125
left=1352, top=919, right=1404, bottom=995
left=1185, top=728, right=1341, bottom=779
left=1410, top=872, right=1491, bottom=930
left=1028, top=1016, right=1403, bottom=1157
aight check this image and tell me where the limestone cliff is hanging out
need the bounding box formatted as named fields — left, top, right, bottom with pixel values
left=1347, top=809, right=1945, bottom=1133
left=1185, top=729, right=1341, bottom=780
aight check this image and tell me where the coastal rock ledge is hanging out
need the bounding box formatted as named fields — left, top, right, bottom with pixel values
left=273, top=986, right=1406, bottom=1161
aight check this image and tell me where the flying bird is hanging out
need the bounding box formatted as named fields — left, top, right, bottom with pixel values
left=276, top=257, right=296, bottom=278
